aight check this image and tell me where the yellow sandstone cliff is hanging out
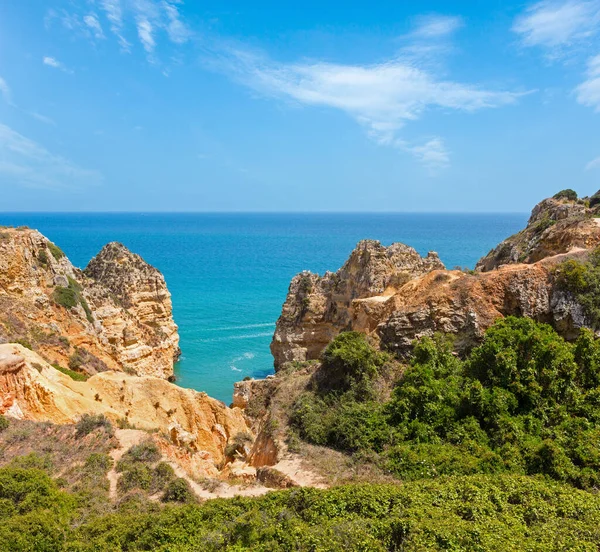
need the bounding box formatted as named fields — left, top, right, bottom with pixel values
left=0, top=227, right=179, bottom=379
left=0, top=343, right=248, bottom=469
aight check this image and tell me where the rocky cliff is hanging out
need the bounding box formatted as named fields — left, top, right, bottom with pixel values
left=0, top=343, right=248, bottom=473
left=272, top=193, right=600, bottom=365
left=271, top=240, right=444, bottom=368
left=0, top=227, right=179, bottom=379
left=476, top=194, right=600, bottom=271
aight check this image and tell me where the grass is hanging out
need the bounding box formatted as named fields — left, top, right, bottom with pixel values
left=51, top=363, right=88, bottom=382
left=47, top=242, right=65, bottom=260
left=52, top=276, right=94, bottom=323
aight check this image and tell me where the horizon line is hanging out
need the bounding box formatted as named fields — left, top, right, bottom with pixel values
left=0, top=210, right=530, bottom=215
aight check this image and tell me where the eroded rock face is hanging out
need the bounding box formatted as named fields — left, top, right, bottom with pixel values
left=476, top=196, right=600, bottom=272
left=272, top=197, right=599, bottom=365
left=0, top=228, right=179, bottom=379
left=0, top=344, right=249, bottom=468
left=271, top=240, right=444, bottom=368
left=271, top=240, right=444, bottom=369
left=85, top=242, right=180, bottom=377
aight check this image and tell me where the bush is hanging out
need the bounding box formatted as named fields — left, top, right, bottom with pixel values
left=75, top=414, right=113, bottom=439
left=319, top=331, right=388, bottom=396
left=161, top=477, right=196, bottom=503
left=52, top=286, right=78, bottom=309
left=51, top=276, right=94, bottom=323
left=52, top=363, right=88, bottom=382
left=553, top=189, right=578, bottom=201
left=0, top=414, right=9, bottom=432
left=118, top=441, right=161, bottom=465
left=465, top=317, right=577, bottom=412
left=293, top=317, right=600, bottom=490
left=47, top=242, right=65, bottom=260
left=117, top=464, right=153, bottom=493
left=68, top=475, right=600, bottom=551
left=37, top=250, right=49, bottom=266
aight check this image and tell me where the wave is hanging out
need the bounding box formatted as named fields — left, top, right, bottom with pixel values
left=196, top=332, right=273, bottom=343
left=231, top=352, right=256, bottom=363
left=204, top=322, right=275, bottom=332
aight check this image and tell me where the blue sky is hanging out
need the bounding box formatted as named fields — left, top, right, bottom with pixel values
left=0, top=0, right=599, bottom=212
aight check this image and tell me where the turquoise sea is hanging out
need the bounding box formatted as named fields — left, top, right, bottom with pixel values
left=0, top=213, right=527, bottom=403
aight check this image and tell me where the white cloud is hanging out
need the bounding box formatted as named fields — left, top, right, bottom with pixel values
left=0, top=123, right=101, bottom=190
left=162, top=1, right=191, bottom=44
left=43, top=56, right=73, bottom=73
left=28, top=112, right=56, bottom=126
left=400, top=138, right=450, bottom=171
left=410, top=15, right=463, bottom=39
left=576, top=53, right=600, bottom=109
left=83, top=13, right=105, bottom=39
left=49, top=0, right=193, bottom=58
left=218, top=48, right=525, bottom=169
left=586, top=155, right=600, bottom=169
left=101, top=0, right=130, bottom=50
left=136, top=18, right=155, bottom=53
left=0, top=77, right=13, bottom=106
left=513, top=0, right=600, bottom=52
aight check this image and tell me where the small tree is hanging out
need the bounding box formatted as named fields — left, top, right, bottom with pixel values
left=553, top=189, right=577, bottom=201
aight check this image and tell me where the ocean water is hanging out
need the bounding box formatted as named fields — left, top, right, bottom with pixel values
left=0, top=213, right=527, bottom=403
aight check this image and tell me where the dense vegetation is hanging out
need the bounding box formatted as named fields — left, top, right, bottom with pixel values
left=5, top=318, right=600, bottom=549
left=1, top=466, right=600, bottom=551
left=291, top=318, right=600, bottom=490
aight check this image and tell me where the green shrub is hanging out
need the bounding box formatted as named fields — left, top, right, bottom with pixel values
left=153, top=462, right=175, bottom=486
left=75, top=414, right=113, bottom=439
left=14, top=338, right=32, bottom=350
left=465, top=317, right=577, bottom=412
left=0, top=414, right=9, bottom=432
left=117, top=464, right=153, bottom=493
left=52, top=286, right=78, bottom=309
left=118, top=441, right=161, bottom=465
left=47, top=242, right=65, bottom=260
left=52, top=363, right=88, bottom=382
left=51, top=276, right=94, bottom=323
left=590, top=190, right=600, bottom=208
left=293, top=317, right=600, bottom=490
left=2, top=465, right=600, bottom=550
left=319, top=331, right=388, bottom=396
left=68, top=475, right=600, bottom=551
left=161, top=477, right=196, bottom=503
left=37, top=250, right=49, bottom=266
left=553, top=189, right=578, bottom=201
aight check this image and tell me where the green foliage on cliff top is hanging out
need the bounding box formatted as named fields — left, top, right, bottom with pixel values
left=553, top=188, right=578, bottom=201
left=292, top=318, right=600, bottom=490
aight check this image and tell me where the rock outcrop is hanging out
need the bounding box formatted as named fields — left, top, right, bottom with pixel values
left=0, top=344, right=248, bottom=469
left=272, top=194, right=600, bottom=364
left=0, top=227, right=179, bottom=379
left=476, top=195, right=600, bottom=272
left=271, top=240, right=444, bottom=368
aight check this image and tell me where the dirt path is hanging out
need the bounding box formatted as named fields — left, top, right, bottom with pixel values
left=108, top=429, right=148, bottom=499
left=109, top=429, right=277, bottom=501
left=271, top=456, right=328, bottom=489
